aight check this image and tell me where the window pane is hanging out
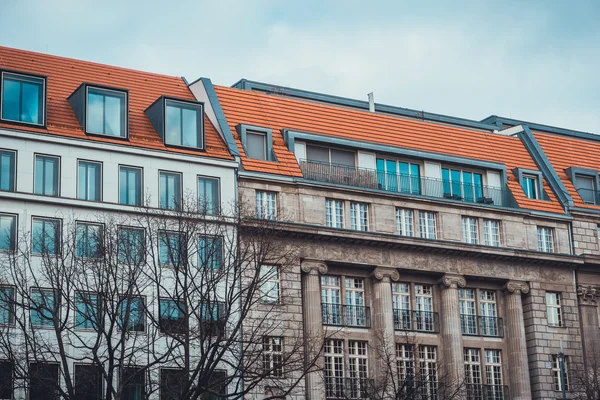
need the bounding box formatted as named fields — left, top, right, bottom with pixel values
left=87, top=88, right=126, bottom=137
left=165, top=103, right=181, bottom=145
left=330, top=149, right=355, bottom=166
left=246, top=132, right=266, bottom=160
left=0, top=361, right=12, bottom=399
left=576, top=175, right=596, bottom=204
left=35, top=155, right=59, bottom=196
left=78, top=161, right=101, bottom=201
left=75, top=293, right=99, bottom=329
left=198, top=177, right=219, bottom=215
left=104, top=93, right=123, bottom=136
left=119, top=298, right=145, bottom=331
left=118, top=228, right=144, bottom=264
left=0, top=150, right=15, bottom=191
left=0, top=287, right=14, bottom=325
left=159, top=172, right=181, bottom=210
left=87, top=92, right=104, bottom=134
left=30, top=363, right=59, bottom=400
left=165, top=101, right=202, bottom=149
left=32, top=218, right=59, bottom=255
left=1, top=78, right=20, bottom=121
left=306, top=145, right=329, bottom=163
left=0, top=214, right=16, bottom=251
left=119, top=167, right=141, bottom=206
left=159, top=232, right=184, bottom=266
left=182, top=107, right=198, bottom=147
left=2, top=74, right=44, bottom=125
left=31, top=290, right=55, bottom=327
left=75, top=364, right=103, bottom=400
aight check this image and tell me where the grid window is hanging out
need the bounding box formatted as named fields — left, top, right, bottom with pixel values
left=376, top=158, right=421, bottom=194
left=464, top=349, right=482, bottom=400
left=321, top=276, right=341, bottom=325
left=158, top=231, right=185, bottom=267
left=415, top=284, right=434, bottom=332
left=32, top=217, right=60, bottom=255
left=159, top=171, right=182, bottom=210
left=348, top=341, right=368, bottom=398
left=34, top=154, right=59, bottom=196
left=324, top=339, right=345, bottom=399
left=30, top=289, right=57, bottom=327
left=396, top=208, right=414, bottom=237
left=483, top=219, right=500, bottom=247
left=75, top=292, right=99, bottom=330
left=165, top=100, right=203, bottom=149
left=260, top=265, right=280, bottom=304
left=117, top=227, right=145, bottom=264
left=263, top=336, right=284, bottom=377
left=326, top=199, right=344, bottom=228
left=0, top=214, right=16, bottom=252
left=0, top=150, right=16, bottom=192
left=1, top=72, right=45, bottom=125
left=480, top=291, right=499, bottom=337
left=198, top=176, right=220, bottom=215
left=0, top=361, right=13, bottom=400
left=462, top=217, right=478, bottom=244
left=419, top=345, right=438, bottom=400
left=345, top=278, right=366, bottom=327
left=396, top=344, right=415, bottom=384
left=77, top=160, right=102, bottom=201
left=256, top=191, right=277, bottom=220
left=86, top=87, right=126, bottom=138
left=350, top=202, right=369, bottom=231
left=546, top=292, right=562, bottom=327
left=119, top=166, right=142, bottom=206
left=392, top=283, right=411, bottom=330
left=459, top=288, right=477, bottom=335
left=0, top=286, right=15, bottom=326
left=30, top=363, right=59, bottom=400
left=419, top=211, right=436, bottom=239
left=552, top=355, right=569, bottom=392
left=76, top=222, right=103, bottom=259
left=118, top=297, right=145, bottom=332
left=537, top=227, right=554, bottom=253
left=159, top=298, right=187, bottom=334
left=198, top=236, right=223, bottom=270
left=522, top=174, right=538, bottom=199
left=442, top=168, right=484, bottom=202
left=484, top=350, right=504, bottom=398
left=75, top=364, right=103, bottom=400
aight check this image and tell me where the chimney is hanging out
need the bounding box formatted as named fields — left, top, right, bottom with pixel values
left=368, top=92, right=375, bottom=112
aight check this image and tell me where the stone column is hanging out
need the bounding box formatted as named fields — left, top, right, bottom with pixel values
left=438, top=274, right=467, bottom=389
left=504, top=281, right=532, bottom=400
left=577, top=285, right=600, bottom=367
left=372, top=267, right=400, bottom=383
left=301, top=259, right=328, bottom=400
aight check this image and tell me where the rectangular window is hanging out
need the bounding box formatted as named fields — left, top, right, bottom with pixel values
left=0, top=361, right=13, bottom=400
left=464, top=349, right=482, bottom=398
left=442, top=168, right=484, bottom=202
left=159, top=171, right=182, bottom=210
left=256, top=191, right=277, bottom=220
left=32, top=217, right=60, bottom=255
left=326, top=199, right=345, bottom=228
left=263, top=336, right=284, bottom=377
left=119, top=166, right=142, bottom=206
left=575, top=174, right=597, bottom=204
left=117, top=227, right=145, bottom=264
left=396, top=344, right=415, bottom=385
left=198, top=176, right=220, bottom=215
left=522, top=174, right=539, bottom=199
left=392, top=283, right=411, bottom=330
left=260, top=265, right=280, bottom=304
left=86, top=87, right=126, bottom=138
left=484, top=350, right=504, bottom=398
left=76, top=222, right=103, bottom=259
left=348, top=341, right=368, bottom=398
left=246, top=131, right=267, bottom=160
left=75, top=292, right=99, bottom=330
left=376, top=158, right=421, bottom=194
left=415, top=284, right=434, bottom=332
left=75, top=364, right=103, bottom=400
left=199, top=302, right=226, bottom=337
left=0, top=149, right=16, bottom=192
left=483, top=219, right=500, bottom=247
left=0, top=213, right=16, bottom=252
left=462, top=217, right=478, bottom=244
left=77, top=160, right=102, bottom=201
left=0, top=286, right=15, bottom=326
left=345, top=278, right=366, bottom=327
left=159, top=298, right=187, bottom=334
left=321, top=276, right=341, bottom=325
left=306, top=145, right=356, bottom=167
left=419, top=211, right=436, bottom=239
left=198, top=236, right=223, bottom=270
left=552, top=355, right=569, bottom=392
left=30, top=289, right=57, bottom=327
left=121, top=367, right=146, bottom=400
left=396, top=208, right=414, bottom=237
left=480, top=291, right=499, bottom=337
left=537, top=227, right=554, bottom=253
left=34, top=154, right=59, bottom=196
left=546, top=292, right=562, bottom=327
left=158, top=231, right=185, bottom=267
left=160, top=369, right=187, bottom=400
left=419, top=345, right=438, bottom=400
left=1, top=72, right=45, bottom=125
left=350, top=202, right=368, bottom=231
left=324, top=339, right=345, bottom=399
left=459, top=288, right=477, bottom=335
left=119, top=297, right=145, bottom=332
left=165, top=100, right=203, bottom=149
left=30, top=363, right=59, bottom=400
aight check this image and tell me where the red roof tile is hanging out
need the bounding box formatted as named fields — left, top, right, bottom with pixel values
left=0, top=46, right=232, bottom=160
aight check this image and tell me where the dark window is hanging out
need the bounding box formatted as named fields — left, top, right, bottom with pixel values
left=75, top=292, right=100, bottom=330
left=200, top=302, right=226, bottom=337
left=76, top=222, right=103, bottom=259
left=0, top=361, right=12, bottom=399
left=246, top=131, right=266, bottom=160
left=0, top=214, right=16, bottom=252
left=32, top=218, right=60, bottom=255
left=198, top=236, right=223, bottom=270
left=77, top=160, right=102, bottom=201
left=30, top=363, right=59, bottom=400
left=306, top=145, right=355, bottom=167
left=118, top=297, right=145, bottom=332
left=199, top=370, right=227, bottom=400
left=198, top=177, right=220, bottom=215
left=159, top=299, right=187, bottom=334
left=158, top=232, right=186, bottom=267
left=160, top=369, right=188, bottom=400
left=34, top=155, right=59, bottom=196
left=86, top=87, right=127, bottom=138
left=165, top=100, right=203, bottom=149
left=0, top=150, right=16, bottom=192
left=117, top=228, right=145, bottom=264
left=121, top=368, right=146, bottom=400
left=119, top=166, right=142, bottom=206
left=0, top=287, right=15, bottom=326
left=575, top=174, right=597, bottom=204
left=74, top=364, right=103, bottom=400
left=159, top=171, right=182, bottom=210
left=1, top=72, right=45, bottom=125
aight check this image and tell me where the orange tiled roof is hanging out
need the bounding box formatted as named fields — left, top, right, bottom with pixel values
left=0, top=46, right=232, bottom=160
left=215, top=85, right=564, bottom=214
left=535, top=132, right=600, bottom=211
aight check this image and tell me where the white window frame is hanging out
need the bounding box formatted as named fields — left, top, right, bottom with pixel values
left=462, top=216, right=478, bottom=244
left=419, top=345, right=438, bottom=400
left=464, top=348, right=482, bottom=391
left=396, top=208, right=414, bottom=237
left=326, top=199, right=345, bottom=228
left=483, top=219, right=500, bottom=247
left=350, top=202, right=369, bottom=231
left=552, top=355, right=569, bottom=392
left=546, top=292, right=562, bottom=327
left=419, top=211, right=436, bottom=239
left=256, top=191, right=277, bottom=220
left=537, top=227, right=554, bottom=253
left=259, top=265, right=280, bottom=304
left=263, top=336, right=284, bottom=377
left=484, top=350, right=504, bottom=396
left=324, top=339, right=345, bottom=398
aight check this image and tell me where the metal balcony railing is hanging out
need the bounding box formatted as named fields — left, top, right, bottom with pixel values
left=576, top=188, right=600, bottom=205
left=325, top=377, right=374, bottom=399
left=321, top=303, right=371, bottom=328
left=299, top=159, right=519, bottom=208
left=460, top=315, right=504, bottom=338
left=393, top=309, right=440, bottom=333
left=466, top=384, right=509, bottom=400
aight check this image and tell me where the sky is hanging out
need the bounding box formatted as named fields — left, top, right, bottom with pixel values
left=1, top=0, right=599, bottom=133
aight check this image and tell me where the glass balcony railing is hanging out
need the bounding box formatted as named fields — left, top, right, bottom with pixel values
left=460, top=315, right=504, bottom=338
left=393, top=309, right=440, bottom=333
left=299, top=159, right=519, bottom=208
left=466, top=384, right=509, bottom=400
left=321, top=303, right=371, bottom=328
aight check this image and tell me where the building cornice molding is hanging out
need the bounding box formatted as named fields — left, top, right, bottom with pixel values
left=504, top=280, right=530, bottom=295
left=372, top=267, right=400, bottom=282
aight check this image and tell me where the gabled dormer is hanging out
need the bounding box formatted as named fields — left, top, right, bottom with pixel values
left=145, top=96, right=205, bottom=150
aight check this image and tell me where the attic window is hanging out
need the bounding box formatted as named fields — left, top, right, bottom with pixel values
left=565, top=167, right=600, bottom=205
left=145, top=97, right=205, bottom=150
left=68, top=84, right=128, bottom=139
left=237, top=124, right=275, bottom=161
left=513, top=168, right=545, bottom=200
left=1, top=71, right=46, bottom=126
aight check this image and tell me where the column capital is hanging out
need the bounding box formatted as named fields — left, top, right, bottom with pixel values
left=372, top=267, right=400, bottom=282
left=439, top=274, right=466, bottom=289
left=504, top=280, right=530, bottom=295
left=578, top=285, right=600, bottom=306
left=301, top=259, right=328, bottom=275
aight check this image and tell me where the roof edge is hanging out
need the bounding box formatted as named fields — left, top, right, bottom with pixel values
left=483, top=115, right=599, bottom=141
left=200, top=77, right=240, bottom=158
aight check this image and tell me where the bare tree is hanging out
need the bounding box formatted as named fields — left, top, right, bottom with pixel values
left=573, top=342, right=600, bottom=399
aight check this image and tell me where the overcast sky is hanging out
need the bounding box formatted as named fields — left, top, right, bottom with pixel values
left=1, top=0, right=599, bottom=133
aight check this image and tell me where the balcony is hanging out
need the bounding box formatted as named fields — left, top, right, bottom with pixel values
left=299, top=160, right=518, bottom=208
left=460, top=315, right=504, bottom=338
left=393, top=309, right=440, bottom=333
left=466, top=384, right=509, bottom=400
left=325, top=377, right=374, bottom=399
left=322, top=303, right=371, bottom=328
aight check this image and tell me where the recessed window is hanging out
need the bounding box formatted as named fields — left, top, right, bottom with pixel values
left=121, top=367, right=146, bottom=399
left=263, top=336, right=284, bottom=377
left=0, top=286, right=15, bottom=326
left=165, top=100, right=203, bottom=149
left=75, top=364, right=103, bottom=400
left=34, top=154, right=59, bottom=196
left=483, top=219, right=501, bottom=247
left=160, top=369, right=187, bottom=400
left=30, top=363, right=59, bottom=400
left=442, top=168, right=484, bottom=202
left=396, top=208, right=414, bottom=237
left=546, top=292, right=562, bottom=327
left=0, top=214, right=16, bottom=252
left=76, top=222, right=103, bottom=259
left=537, top=227, right=554, bottom=253
left=159, top=298, right=187, bottom=334
left=246, top=131, right=267, bottom=160
left=158, top=231, right=185, bottom=267
left=522, top=174, right=539, bottom=199
left=198, top=236, right=223, bottom=270
left=75, top=292, right=100, bottom=330
left=0, top=361, right=13, bottom=399
left=1, top=72, right=45, bottom=125
left=461, top=216, right=478, bottom=244
left=86, top=87, right=127, bottom=137
left=326, top=199, right=344, bottom=228
left=30, top=289, right=57, bottom=327
left=419, top=211, right=437, bottom=239
left=377, top=158, right=420, bottom=194
left=117, top=227, right=145, bottom=264
left=119, top=166, right=142, bottom=206
left=159, top=171, right=182, bottom=210
left=0, top=149, right=16, bottom=192
left=77, top=160, right=102, bottom=201
left=31, top=217, right=60, bottom=255
left=256, top=191, right=277, bottom=220
left=575, top=174, right=598, bottom=204
left=118, top=297, right=145, bottom=332
left=350, top=202, right=368, bottom=231
left=260, top=265, right=280, bottom=304
left=198, top=176, right=220, bottom=215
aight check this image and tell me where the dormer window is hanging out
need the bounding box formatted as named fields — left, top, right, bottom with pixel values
left=237, top=124, right=275, bottom=161
left=146, top=97, right=204, bottom=150
left=522, top=174, right=538, bottom=199
left=1, top=72, right=46, bottom=126
left=514, top=168, right=545, bottom=200
left=69, top=84, right=128, bottom=139
left=565, top=167, right=600, bottom=205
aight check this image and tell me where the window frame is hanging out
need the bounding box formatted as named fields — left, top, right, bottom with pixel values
left=546, top=292, right=563, bottom=327
left=0, top=148, right=17, bottom=192
left=0, top=285, right=16, bottom=327
left=0, top=212, right=17, bottom=253
left=74, top=291, right=101, bottom=331
left=85, top=85, right=129, bottom=139
left=29, top=362, right=60, bottom=400
left=376, top=157, right=421, bottom=194
left=0, top=359, right=13, bottom=400
left=198, top=235, right=223, bottom=270
left=566, top=167, right=600, bottom=205
left=118, top=295, right=146, bottom=333
left=158, top=230, right=186, bottom=268
left=31, top=216, right=61, bottom=256
left=419, top=211, right=437, bottom=239
left=259, top=265, right=281, bottom=304
left=238, top=124, right=275, bottom=161
left=461, top=216, right=479, bottom=244
left=0, top=70, right=47, bottom=127
left=552, top=354, right=569, bottom=392
left=30, top=288, right=58, bottom=328
left=163, top=98, right=205, bottom=150
left=76, top=159, right=103, bottom=202
left=441, top=166, right=486, bottom=201
left=75, top=221, right=104, bottom=259
left=159, top=297, right=188, bottom=334
left=263, top=336, right=284, bottom=377
left=483, top=219, right=501, bottom=247
left=350, top=202, right=369, bottom=231
left=306, top=142, right=356, bottom=167
left=117, top=225, right=146, bottom=264
left=158, top=170, right=183, bottom=211
left=326, top=199, right=345, bottom=229
left=118, top=165, right=143, bottom=206
left=514, top=168, right=544, bottom=200
left=396, top=208, right=414, bottom=237
left=197, top=175, right=220, bottom=215
left=33, top=153, right=60, bottom=197
left=537, top=226, right=555, bottom=253
left=74, top=363, right=103, bottom=400
left=256, top=190, right=277, bottom=220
